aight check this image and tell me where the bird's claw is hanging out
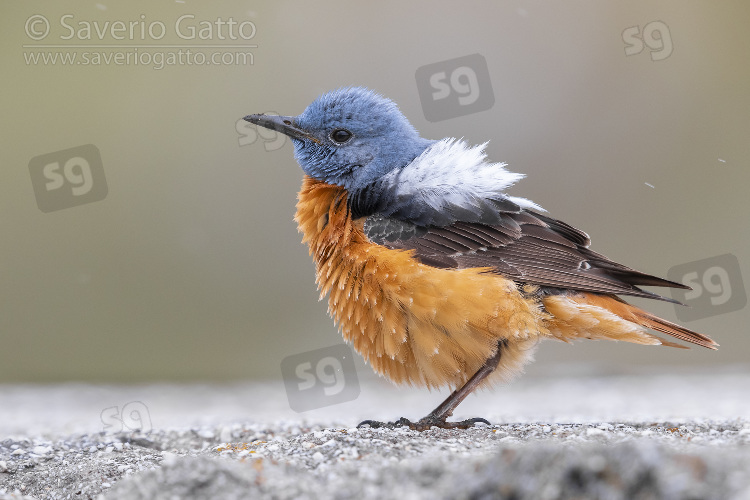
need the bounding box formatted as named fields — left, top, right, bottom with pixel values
left=357, top=416, right=491, bottom=431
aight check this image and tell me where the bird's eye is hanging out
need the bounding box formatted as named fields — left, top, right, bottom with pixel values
left=330, top=129, right=353, bottom=144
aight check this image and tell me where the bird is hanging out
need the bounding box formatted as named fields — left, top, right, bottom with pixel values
left=244, top=87, right=718, bottom=430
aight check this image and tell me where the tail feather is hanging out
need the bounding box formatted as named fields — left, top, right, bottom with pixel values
left=570, top=294, right=719, bottom=350
left=631, top=309, right=718, bottom=350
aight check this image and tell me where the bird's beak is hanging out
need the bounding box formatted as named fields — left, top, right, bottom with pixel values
left=243, top=114, right=320, bottom=144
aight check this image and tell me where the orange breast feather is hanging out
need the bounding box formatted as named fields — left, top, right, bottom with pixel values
left=295, top=177, right=549, bottom=390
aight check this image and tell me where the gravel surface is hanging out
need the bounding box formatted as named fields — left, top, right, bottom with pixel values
left=1, top=370, right=749, bottom=499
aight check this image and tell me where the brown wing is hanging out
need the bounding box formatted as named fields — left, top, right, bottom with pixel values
left=362, top=211, right=689, bottom=303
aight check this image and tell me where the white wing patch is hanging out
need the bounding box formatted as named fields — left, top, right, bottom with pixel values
left=382, top=138, right=543, bottom=213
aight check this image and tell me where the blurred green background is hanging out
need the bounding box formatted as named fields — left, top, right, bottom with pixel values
left=2, top=1, right=748, bottom=382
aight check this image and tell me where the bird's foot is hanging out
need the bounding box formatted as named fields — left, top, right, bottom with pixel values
left=357, top=416, right=491, bottom=431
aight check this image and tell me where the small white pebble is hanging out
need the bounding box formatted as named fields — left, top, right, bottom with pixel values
left=219, top=426, right=233, bottom=443
left=11, top=449, right=25, bottom=456
left=0, top=461, right=7, bottom=471
left=302, top=442, right=315, bottom=449
left=312, top=451, right=325, bottom=462
left=161, top=452, right=178, bottom=466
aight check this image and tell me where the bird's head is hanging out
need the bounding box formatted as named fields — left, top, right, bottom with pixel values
left=244, top=87, right=435, bottom=192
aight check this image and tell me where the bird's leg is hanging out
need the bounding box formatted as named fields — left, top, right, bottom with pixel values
left=359, top=340, right=506, bottom=431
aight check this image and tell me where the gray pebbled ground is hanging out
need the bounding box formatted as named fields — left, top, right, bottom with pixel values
left=1, top=371, right=749, bottom=499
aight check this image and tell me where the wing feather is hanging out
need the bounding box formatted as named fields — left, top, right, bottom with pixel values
left=363, top=210, right=688, bottom=303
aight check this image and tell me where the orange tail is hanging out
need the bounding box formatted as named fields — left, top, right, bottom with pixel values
left=571, top=294, right=719, bottom=350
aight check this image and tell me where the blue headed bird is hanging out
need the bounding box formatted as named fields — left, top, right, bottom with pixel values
left=244, top=87, right=717, bottom=430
